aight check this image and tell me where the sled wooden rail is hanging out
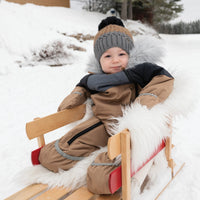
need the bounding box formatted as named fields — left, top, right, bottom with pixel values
left=5, top=104, right=184, bottom=200
left=25, top=104, right=87, bottom=147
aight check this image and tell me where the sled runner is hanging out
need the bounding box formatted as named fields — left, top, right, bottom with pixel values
left=5, top=104, right=184, bottom=200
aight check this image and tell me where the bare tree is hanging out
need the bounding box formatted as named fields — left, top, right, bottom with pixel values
left=128, top=0, right=133, bottom=19
left=121, top=0, right=128, bottom=20
left=121, top=0, right=135, bottom=20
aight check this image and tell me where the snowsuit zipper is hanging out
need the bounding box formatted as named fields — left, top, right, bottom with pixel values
left=67, top=121, right=103, bottom=145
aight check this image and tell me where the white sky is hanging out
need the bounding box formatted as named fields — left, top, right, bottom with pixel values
left=170, top=0, right=200, bottom=23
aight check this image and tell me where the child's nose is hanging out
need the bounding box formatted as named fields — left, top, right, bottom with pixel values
left=112, top=56, right=119, bottom=62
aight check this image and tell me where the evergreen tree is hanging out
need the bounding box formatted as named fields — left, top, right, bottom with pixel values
left=157, top=20, right=200, bottom=34
left=118, top=0, right=183, bottom=26
left=131, top=0, right=153, bottom=24
left=149, top=0, right=183, bottom=26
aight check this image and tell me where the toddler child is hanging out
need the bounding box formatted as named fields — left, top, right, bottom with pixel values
left=38, top=16, right=174, bottom=194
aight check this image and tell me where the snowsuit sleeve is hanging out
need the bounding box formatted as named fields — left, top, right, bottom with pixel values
left=57, top=86, right=90, bottom=111
left=77, top=62, right=174, bottom=109
left=124, top=62, right=174, bottom=108
left=76, top=71, right=130, bottom=93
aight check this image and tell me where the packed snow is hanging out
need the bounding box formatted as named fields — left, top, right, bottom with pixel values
left=0, top=0, right=200, bottom=199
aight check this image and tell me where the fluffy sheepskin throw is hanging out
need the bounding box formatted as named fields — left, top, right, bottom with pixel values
left=17, top=35, right=200, bottom=194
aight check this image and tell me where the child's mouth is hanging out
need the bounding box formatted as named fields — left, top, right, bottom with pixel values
left=111, top=66, right=121, bottom=69
left=111, top=66, right=125, bottom=71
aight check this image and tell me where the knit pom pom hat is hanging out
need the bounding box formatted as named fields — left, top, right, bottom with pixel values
left=94, top=16, right=134, bottom=62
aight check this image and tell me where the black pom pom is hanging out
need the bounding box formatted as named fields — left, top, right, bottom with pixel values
left=98, top=16, right=124, bottom=31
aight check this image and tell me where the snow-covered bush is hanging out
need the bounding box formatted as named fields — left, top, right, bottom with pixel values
left=23, top=40, right=72, bottom=67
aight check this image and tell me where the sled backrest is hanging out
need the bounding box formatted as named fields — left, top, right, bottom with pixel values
left=26, top=104, right=86, bottom=147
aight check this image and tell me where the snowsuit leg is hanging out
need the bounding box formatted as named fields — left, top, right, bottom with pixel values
left=87, top=152, right=119, bottom=194
left=87, top=153, right=154, bottom=195
left=39, top=116, right=109, bottom=172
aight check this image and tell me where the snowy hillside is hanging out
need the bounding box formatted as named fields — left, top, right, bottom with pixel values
left=0, top=1, right=200, bottom=200
left=0, top=0, right=157, bottom=75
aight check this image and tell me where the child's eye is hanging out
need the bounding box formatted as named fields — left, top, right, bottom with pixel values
left=119, top=53, right=126, bottom=56
left=105, top=55, right=111, bottom=58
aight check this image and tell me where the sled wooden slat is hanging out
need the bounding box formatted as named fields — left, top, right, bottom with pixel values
left=108, top=129, right=131, bottom=200
left=37, top=135, right=45, bottom=147
left=5, top=184, right=48, bottom=200
left=26, top=104, right=86, bottom=139
left=34, top=186, right=71, bottom=200
left=121, top=129, right=131, bottom=200
left=96, top=192, right=121, bottom=200
left=64, top=187, right=94, bottom=200
left=107, top=132, right=121, bottom=160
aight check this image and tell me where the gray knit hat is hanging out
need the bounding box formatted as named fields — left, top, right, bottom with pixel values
left=94, top=24, right=134, bottom=62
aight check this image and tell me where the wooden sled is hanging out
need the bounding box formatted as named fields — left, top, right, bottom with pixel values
left=5, top=104, right=184, bottom=200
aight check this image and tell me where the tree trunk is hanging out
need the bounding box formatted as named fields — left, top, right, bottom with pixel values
left=121, top=0, right=127, bottom=20
left=128, top=0, right=132, bottom=20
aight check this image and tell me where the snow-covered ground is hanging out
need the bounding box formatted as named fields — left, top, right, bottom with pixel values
left=0, top=1, right=200, bottom=199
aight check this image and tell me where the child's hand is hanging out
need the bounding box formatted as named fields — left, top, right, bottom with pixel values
left=57, top=87, right=88, bottom=111
left=57, top=94, right=81, bottom=111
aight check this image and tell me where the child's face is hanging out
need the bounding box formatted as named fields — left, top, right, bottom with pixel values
left=100, top=47, right=129, bottom=74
